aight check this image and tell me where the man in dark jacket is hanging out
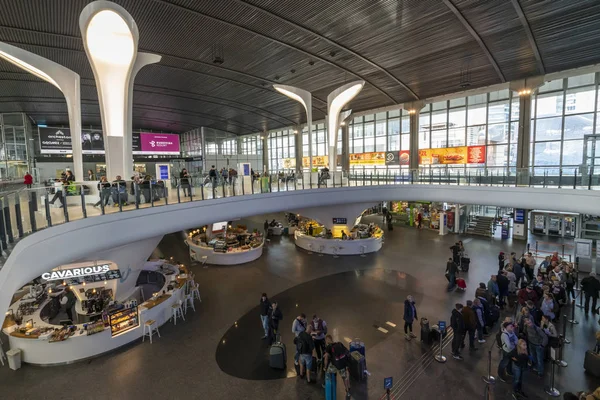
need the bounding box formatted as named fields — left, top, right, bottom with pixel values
left=450, top=243, right=460, bottom=265
left=450, top=303, right=466, bottom=360
left=462, top=300, right=478, bottom=351
left=259, top=293, right=271, bottom=339
left=294, top=326, right=315, bottom=383
left=496, top=271, right=510, bottom=309
left=513, top=259, right=525, bottom=288
left=581, top=275, right=600, bottom=314
left=446, top=258, right=459, bottom=291
left=475, top=282, right=492, bottom=305
left=269, top=302, right=283, bottom=345
left=498, top=252, right=505, bottom=272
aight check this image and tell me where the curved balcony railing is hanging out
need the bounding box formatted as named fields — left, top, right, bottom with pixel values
left=0, top=167, right=597, bottom=257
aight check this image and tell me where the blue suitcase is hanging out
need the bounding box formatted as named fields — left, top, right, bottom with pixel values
left=325, top=372, right=337, bottom=400
left=349, top=338, right=365, bottom=357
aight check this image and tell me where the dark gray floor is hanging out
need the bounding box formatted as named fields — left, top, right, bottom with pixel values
left=0, top=213, right=598, bottom=400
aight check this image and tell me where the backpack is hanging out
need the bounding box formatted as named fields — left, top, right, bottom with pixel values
left=496, top=331, right=506, bottom=349
left=330, top=342, right=350, bottom=368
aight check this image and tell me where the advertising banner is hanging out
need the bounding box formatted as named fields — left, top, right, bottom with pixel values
left=133, top=133, right=180, bottom=155
left=39, top=127, right=72, bottom=154
left=399, top=150, right=410, bottom=166
left=385, top=151, right=400, bottom=166
left=418, top=145, right=486, bottom=165
left=349, top=152, right=386, bottom=165
left=283, top=156, right=329, bottom=168
left=81, top=130, right=104, bottom=154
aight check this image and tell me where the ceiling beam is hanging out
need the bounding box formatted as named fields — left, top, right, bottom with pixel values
left=234, top=0, right=419, bottom=100
left=510, top=0, right=545, bottom=75
left=442, top=0, right=506, bottom=83
left=152, top=0, right=399, bottom=104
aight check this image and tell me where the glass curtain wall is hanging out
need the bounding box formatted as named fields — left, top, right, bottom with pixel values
left=268, top=128, right=295, bottom=171
left=532, top=72, right=598, bottom=176
left=418, top=89, right=518, bottom=176
left=0, top=113, right=32, bottom=179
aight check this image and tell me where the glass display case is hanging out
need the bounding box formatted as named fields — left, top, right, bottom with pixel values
left=109, top=306, right=139, bottom=337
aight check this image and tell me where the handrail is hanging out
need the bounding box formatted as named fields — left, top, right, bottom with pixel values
left=0, top=168, right=597, bottom=261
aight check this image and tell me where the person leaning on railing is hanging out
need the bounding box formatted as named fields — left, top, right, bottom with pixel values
left=94, top=176, right=111, bottom=208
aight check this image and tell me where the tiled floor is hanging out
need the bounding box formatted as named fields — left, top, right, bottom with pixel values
left=0, top=212, right=598, bottom=400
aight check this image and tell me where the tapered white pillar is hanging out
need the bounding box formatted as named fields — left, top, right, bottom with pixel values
left=0, top=42, right=84, bottom=180
left=327, top=81, right=364, bottom=170
left=273, top=84, right=312, bottom=172
left=80, top=1, right=141, bottom=180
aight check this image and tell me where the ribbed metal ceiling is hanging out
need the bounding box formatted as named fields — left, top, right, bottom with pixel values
left=0, top=0, right=598, bottom=135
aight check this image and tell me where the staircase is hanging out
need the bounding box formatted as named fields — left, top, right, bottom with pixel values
left=466, top=216, right=495, bottom=237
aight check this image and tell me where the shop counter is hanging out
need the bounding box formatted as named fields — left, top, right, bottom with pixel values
left=187, top=239, right=263, bottom=265
left=294, top=230, right=382, bottom=256
left=2, top=262, right=188, bottom=366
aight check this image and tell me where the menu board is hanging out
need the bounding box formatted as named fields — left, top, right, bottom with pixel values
left=82, top=269, right=122, bottom=283
left=418, top=145, right=486, bottom=165
left=109, top=306, right=139, bottom=337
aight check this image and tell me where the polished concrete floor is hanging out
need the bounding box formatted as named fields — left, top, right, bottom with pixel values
left=0, top=213, right=598, bottom=400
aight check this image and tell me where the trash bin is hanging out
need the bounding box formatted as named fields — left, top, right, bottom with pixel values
left=6, top=348, right=22, bottom=370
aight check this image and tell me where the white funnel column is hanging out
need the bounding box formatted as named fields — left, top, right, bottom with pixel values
left=0, top=42, right=84, bottom=180
left=327, top=81, right=364, bottom=170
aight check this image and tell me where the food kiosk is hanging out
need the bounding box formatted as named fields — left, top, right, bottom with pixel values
left=186, top=223, right=264, bottom=265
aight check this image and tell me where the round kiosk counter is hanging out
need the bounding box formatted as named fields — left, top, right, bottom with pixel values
left=186, top=239, right=264, bottom=265
left=294, top=230, right=382, bottom=256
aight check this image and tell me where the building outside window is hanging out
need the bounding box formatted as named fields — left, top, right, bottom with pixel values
left=268, top=129, right=295, bottom=171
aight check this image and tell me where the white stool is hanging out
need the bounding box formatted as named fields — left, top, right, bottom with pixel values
left=142, top=319, right=160, bottom=343
left=332, top=246, right=340, bottom=258
left=191, top=283, right=202, bottom=303
left=171, top=300, right=185, bottom=325
left=184, top=293, right=196, bottom=313
left=200, top=256, right=208, bottom=268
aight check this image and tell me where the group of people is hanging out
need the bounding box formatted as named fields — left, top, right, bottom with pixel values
left=207, top=165, right=238, bottom=185
left=445, top=241, right=466, bottom=291
left=260, top=293, right=353, bottom=398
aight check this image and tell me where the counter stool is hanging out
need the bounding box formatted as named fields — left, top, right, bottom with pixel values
left=191, top=282, right=202, bottom=303
left=318, top=245, right=325, bottom=256
left=142, top=319, right=161, bottom=344
left=332, top=246, right=340, bottom=258
left=171, top=300, right=185, bottom=325
left=200, top=256, right=208, bottom=268
left=360, top=245, right=367, bottom=257
left=184, top=293, right=195, bottom=313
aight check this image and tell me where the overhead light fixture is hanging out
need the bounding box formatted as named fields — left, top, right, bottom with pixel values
left=407, top=109, right=417, bottom=115
left=517, top=89, right=532, bottom=96
left=0, top=50, right=59, bottom=88
left=293, top=130, right=298, bottom=134
left=340, top=121, right=346, bottom=126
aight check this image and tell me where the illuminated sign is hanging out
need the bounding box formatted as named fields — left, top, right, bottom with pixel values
left=41, top=264, right=111, bottom=281
left=332, top=218, right=347, bottom=224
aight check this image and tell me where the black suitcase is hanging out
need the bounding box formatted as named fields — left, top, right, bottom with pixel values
left=349, top=351, right=367, bottom=381
left=420, top=318, right=431, bottom=344
left=461, top=257, right=470, bottom=272
left=486, top=306, right=500, bottom=327
left=584, top=350, right=600, bottom=377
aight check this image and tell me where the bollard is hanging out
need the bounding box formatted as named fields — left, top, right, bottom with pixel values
left=481, top=349, right=496, bottom=384
left=562, top=315, right=571, bottom=344
left=434, top=329, right=446, bottom=363
left=568, top=299, right=579, bottom=324
left=576, top=289, right=584, bottom=309
left=545, top=360, right=560, bottom=397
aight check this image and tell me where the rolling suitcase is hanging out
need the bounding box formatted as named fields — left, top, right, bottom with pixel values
left=269, top=336, right=287, bottom=370
left=461, top=257, right=470, bottom=272
left=420, top=318, right=431, bottom=344
left=349, top=351, right=367, bottom=381
left=349, top=338, right=366, bottom=357
left=325, top=372, right=337, bottom=400
left=584, top=350, right=600, bottom=377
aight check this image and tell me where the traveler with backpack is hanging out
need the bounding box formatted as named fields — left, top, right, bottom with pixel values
left=525, top=317, right=547, bottom=376
left=497, top=322, right=518, bottom=382
left=292, top=313, right=307, bottom=365
left=450, top=303, right=466, bottom=360
left=403, top=295, right=418, bottom=341
left=472, top=298, right=486, bottom=343
left=323, top=334, right=351, bottom=398
left=311, top=314, right=328, bottom=362
left=268, top=302, right=283, bottom=345
left=294, top=325, right=315, bottom=383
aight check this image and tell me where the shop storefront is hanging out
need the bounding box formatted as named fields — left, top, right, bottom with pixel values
left=2, top=259, right=192, bottom=365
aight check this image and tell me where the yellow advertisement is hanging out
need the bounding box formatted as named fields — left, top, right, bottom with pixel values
left=418, top=145, right=485, bottom=165
left=283, top=156, right=329, bottom=168
left=349, top=152, right=386, bottom=165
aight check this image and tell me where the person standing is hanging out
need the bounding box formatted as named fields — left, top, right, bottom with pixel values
left=462, top=300, right=478, bottom=351
left=86, top=169, right=96, bottom=181
left=292, top=313, right=307, bottom=365
left=94, top=176, right=112, bottom=208
left=269, top=302, right=283, bottom=344
left=310, top=314, right=328, bottom=362
left=488, top=275, right=500, bottom=305
left=525, top=252, right=536, bottom=282
left=180, top=168, right=191, bottom=197
left=446, top=258, right=459, bottom=291
left=564, top=265, right=576, bottom=301
left=63, top=288, right=77, bottom=322
left=416, top=211, right=422, bottom=229
left=23, top=171, right=33, bottom=188
left=498, top=252, right=506, bottom=272
left=294, top=325, right=315, bottom=383
left=510, top=339, right=531, bottom=399
left=497, top=271, right=510, bottom=309
left=403, top=295, right=418, bottom=340
left=259, top=293, right=270, bottom=339
left=450, top=303, right=466, bottom=360
left=581, top=274, right=600, bottom=315
left=497, top=322, right=518, bottom=382
left=525, top=317, right=547, bottom=376
left=472, top=298, right=486, bottom=344
left=209, top=165, right=217, bottom=185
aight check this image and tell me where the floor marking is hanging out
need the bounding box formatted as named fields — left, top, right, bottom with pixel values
left=377, top=327, right=389, bottom=334
left=343, top=337, right=353, bottom=343
left=385, top=321, right=396, bottom=328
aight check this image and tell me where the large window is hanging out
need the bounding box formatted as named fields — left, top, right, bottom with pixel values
left=532, top=72, right=598, bottom=175
left=268, top=129, right=295, bottom=171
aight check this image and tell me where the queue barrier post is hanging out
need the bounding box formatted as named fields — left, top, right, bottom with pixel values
left=561, top=314, right=571, bottom=344
left=481, top=348, right=496, bottom=384
left=556, top=336, right=568, bottom=368
left=568, top=299, right=579, bottom=324
left=434, top=328, right=446, bottom=363
left=14, top=193, right=23, bottom=237
left=545, top=360, right=560, bottom=397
